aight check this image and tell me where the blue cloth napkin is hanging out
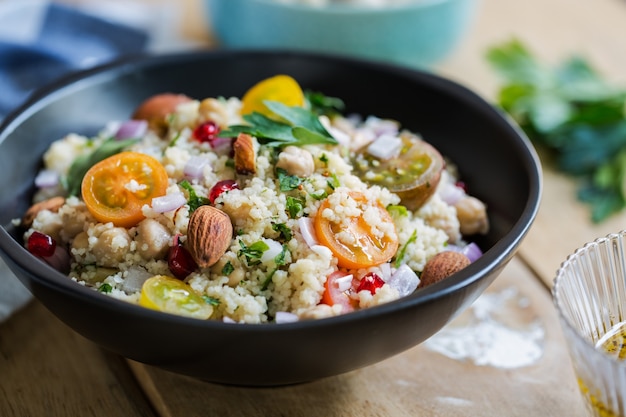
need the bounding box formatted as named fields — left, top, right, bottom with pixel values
left=0, top=2, right=148, bottom=120
left=0, top=1, right=148, bottom=322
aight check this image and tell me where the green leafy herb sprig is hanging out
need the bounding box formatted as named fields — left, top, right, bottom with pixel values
left=219, top=100, right=338, bottom=148
left=487, top=39, right=626, bottom=223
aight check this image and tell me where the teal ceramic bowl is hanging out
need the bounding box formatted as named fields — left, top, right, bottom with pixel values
left=203, top=0, right=479, bottom=69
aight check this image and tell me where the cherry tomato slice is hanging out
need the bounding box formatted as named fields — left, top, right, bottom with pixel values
left=353, top=134, right=444, bottom=211
left=321, top=271, right=356, bottom=313
left=81, top=151, right=168, bottom=228
left=139, top=275, right=213, bottom=319
left=240, top=74, right=305, bottom=117
left=314, top=191, right=399, bottom=269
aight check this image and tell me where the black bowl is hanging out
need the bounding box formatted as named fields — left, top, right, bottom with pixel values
left=0, top=50, right=541, bottom=386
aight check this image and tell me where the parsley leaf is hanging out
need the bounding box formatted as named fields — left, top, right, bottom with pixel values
left=487, top=39, right=626, bottom=222
left=286, top=196, right=305, bottom=218
left=238, top=240, right=269, bottom=266
left=202, top=296, right=221, bottom=306
left=221, top=261, right=234, bottom=276
left=272, top=222, right=293, bottom=241
left=98, top=283, right=113, bottom=293
left=219, top=101, right=338, bottom=148
left=276, top=167, right=303, bottom=191
left=179, top=180, right=210, bottom=212
left=65, top=137, right=138, bottom=196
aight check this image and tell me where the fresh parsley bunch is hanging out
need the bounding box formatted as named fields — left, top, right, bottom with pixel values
left=487, top=39, right=626, bottom=222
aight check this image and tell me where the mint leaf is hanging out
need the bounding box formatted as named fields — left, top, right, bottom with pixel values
left=65, top=137, right=138, bottom=196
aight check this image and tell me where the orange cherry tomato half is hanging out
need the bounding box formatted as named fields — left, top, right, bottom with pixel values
left=314, top=191, right=399, bottom=269
left=321, top=271, right=356, bottom=313
left=81, top=151, right=169, bottom=228
left=240, top=74, right=305, bottom=117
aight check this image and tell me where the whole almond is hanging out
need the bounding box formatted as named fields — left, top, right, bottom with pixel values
left=419, top=251, right=471, bottom=288
left=233, top=133, right=256, bottom=175
left=132, top=93, right=192, bottom=134
left=187, top=205, right=233, bottom=268
left=22, top=196, right=65, bottom=228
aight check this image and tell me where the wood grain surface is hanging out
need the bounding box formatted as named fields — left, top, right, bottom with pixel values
left=2, top=0, right=626, bottom=415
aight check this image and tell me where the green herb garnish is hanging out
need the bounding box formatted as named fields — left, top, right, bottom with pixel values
left=274, top=244, right=288, bottom=266
left=327, top=173, right=340, bottom=190
left=387, top=205, right=409, bottom=218
left=221, top=261, right=234, bottom=276
left=238, top=240, right=269, bottom=266
left=272, top=223, right=293, bottom=241
left=487, top=39, right=626, bottom=222
left=286, top=196, right=305, bottom=218
left=395, top=230, right=417, bottom=268
left=179, top=180, right=210, bottom=212
left=310, top=190, right=328, bottom=200
left=219, top=100, right=338, bottom=148
left=276, top=167, right=303, bottom=191
left=98, top=283, right=113, bottom=293
left=305, top=91, right=345, bottom=117
left=261, top=269, right=277, bottom=291
left=202, top=295, right=221, bottom=306
left=65, top=137, right=138, bottom=196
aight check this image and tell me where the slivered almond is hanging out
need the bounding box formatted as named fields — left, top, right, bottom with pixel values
left=233, top=133, right=256, bottom=175
left=186, top=205, right=233, bottom=268
left=22, top=196, right=65, bottom=228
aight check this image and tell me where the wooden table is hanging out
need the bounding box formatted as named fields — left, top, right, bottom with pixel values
left=2, top=0, right=626, bottom=415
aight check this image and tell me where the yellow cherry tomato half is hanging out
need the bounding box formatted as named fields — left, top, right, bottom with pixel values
left=240, top=74, right=305, bottom=117
left=314, top=191, right=399, bottom=269
left=139, top=275, right=214, bottom=320
left=81, top=151, right=168, bottom=228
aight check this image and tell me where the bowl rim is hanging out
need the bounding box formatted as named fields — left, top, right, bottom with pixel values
left=0, top=48, right=542, bottom=330
left=207, top=0, right=462, bottom=14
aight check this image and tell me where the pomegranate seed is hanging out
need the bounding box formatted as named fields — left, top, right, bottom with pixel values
left=209, top=179, right=239, bottom=204
left=168, top=235, right=198, bottom=279
left=356, top=272, right=385, bottom=295
left=27, top=231, right=56, bottom=258
left=193, top=121, right=220, bottom=144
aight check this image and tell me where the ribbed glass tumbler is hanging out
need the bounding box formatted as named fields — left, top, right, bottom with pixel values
left=554, top=231, right=626, bottom=417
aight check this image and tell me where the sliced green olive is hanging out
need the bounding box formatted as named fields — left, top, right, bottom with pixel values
left=353, top=133, right=444, bottom=211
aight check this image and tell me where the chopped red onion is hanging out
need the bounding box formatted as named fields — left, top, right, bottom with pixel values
left=439, top=182, right=466, bottom=205
left=364, top=116, right=399, bottom=137
left=115, top=120, right=148, bottom=140
left=447, top=242, right=483, bottom=263
left=43, top=245, right=71, bottom=273
left=377, top=262, right=392, bottom=281
left=122, top=266, right=152, bottom=294
left=367, top=134, right=402, bottom=160
left=184, top=155, right=210, bottom=179
left=327, top=125, right=351, bottom=147
left=275, top=311, right=299, bottom=324
left=387, top=264, right=420, bottom=297
left=298, top=217, right=319, bottom=248
left=210, top=136, right=233, bottom=154
left=151, top=193, right=186, bottom=213
left=34, top=169, right=59, bottom=188
left=461, top=242, right=483, bottom=262
left=260, top=238, right=283, bottom=263
left=335, top=274, right=354, bottom=292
